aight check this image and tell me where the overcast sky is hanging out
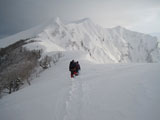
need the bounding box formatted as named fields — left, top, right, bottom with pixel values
left=0, top=0, right=160, bottom=38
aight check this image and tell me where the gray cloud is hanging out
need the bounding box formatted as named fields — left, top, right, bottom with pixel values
left=0, top=0, right=160, bottom=38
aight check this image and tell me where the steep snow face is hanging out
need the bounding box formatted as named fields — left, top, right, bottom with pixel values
left=104, top=27, right=160, bottom=63
left=36, top=18, right=160, bottom=63
left=1, top=18, right=160, bottom=63
left=150, top=33, right=160, bottom=51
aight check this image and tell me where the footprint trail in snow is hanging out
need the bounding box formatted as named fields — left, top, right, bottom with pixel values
left=63, top=77, right=84, bottom=120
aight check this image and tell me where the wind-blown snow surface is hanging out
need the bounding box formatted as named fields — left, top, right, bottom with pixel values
left=0, top=51, right=160, bottom=120
left=0, top=18, right=160, bottom=63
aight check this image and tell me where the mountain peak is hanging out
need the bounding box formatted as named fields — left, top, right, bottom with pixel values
left=44, top=17, right=63, bottom=27
left=114, top=26, right=125, bottom=30
left=54, top=17, right=61, bottom=24
left=110, top=26, right=128, bottom=33
left=80, top=18, right=92, bottom=22
left=71, top=18, right=93, bottom=24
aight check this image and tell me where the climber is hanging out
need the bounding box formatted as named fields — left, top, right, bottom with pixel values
left=75, top=61, right=81, bottom=75
left=69, top=60, right=77, bottom=78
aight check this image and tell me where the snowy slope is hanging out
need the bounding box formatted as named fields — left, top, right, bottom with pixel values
left=150, top=33, right=160, bottom=49
left=0, top=18, right=160, bottom=63
left=0, top=24, right=44, bottom=48
left=0, top=51, right=160, bottom=120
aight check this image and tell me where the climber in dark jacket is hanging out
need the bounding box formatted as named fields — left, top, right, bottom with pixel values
left=69, top=60, right=77, bottom=78
left=76, top=61, right=81, bottom=74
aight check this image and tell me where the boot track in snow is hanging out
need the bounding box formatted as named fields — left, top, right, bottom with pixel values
left=63, top=77, right=83, bottom=120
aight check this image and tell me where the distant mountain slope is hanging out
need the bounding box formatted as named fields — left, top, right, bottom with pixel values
left=149, top=33, right=160, bottom=52
left=0, top=17, right=160, bottom=63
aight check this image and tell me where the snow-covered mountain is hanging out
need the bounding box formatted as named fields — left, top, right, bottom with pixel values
left=0, top=18, right=160, bottom=120
left=150, top=33, right=160, bottom=49
left=0, top=17, right=160, bottom=63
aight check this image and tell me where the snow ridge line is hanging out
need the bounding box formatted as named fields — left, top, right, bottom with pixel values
left=63, top=78, right=83, bottom=120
